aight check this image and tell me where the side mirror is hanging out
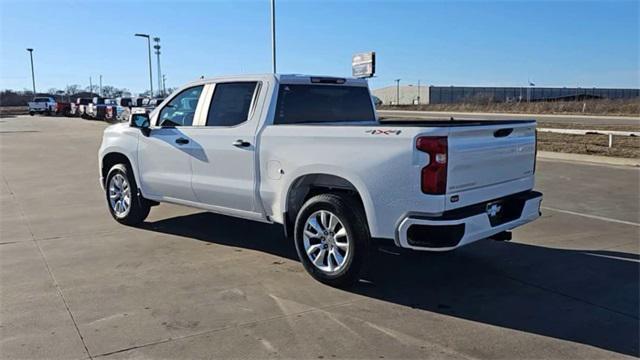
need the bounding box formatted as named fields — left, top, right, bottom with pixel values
left=130, top=112, right=151, bottom=136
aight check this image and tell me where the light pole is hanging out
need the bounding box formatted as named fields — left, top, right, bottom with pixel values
left=99, top=74, right=102, bottom=96
left=135, top=33, right=153, bottom=96
left=26, top=48, right=36, bottom=97
left=527, top=78, right=535, bottom=103
left=395, top=79, right=401, bottom=105
left=153, top=37, right=162, bottom=97
left=162, top=74, right=167, bottom=96
left=270, top=0, right=276, bottom=73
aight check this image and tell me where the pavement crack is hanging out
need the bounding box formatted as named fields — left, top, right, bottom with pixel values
left=92, top=298, right=365, bottom=358
left=2, top=176, right=94, bottom=359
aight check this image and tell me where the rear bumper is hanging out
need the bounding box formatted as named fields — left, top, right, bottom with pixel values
left=396, top=191, right=542, bottom=251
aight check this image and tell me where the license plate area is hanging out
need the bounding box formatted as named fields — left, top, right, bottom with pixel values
left=486, top=198, right=525, bottom=227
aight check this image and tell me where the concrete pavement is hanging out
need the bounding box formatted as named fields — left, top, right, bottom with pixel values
left=1, top=115, right=638, bottom=359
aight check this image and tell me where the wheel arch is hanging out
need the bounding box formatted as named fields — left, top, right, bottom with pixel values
left=282, top=172, right=375, bottom=238
left=101, top=152, right=137, bottom=188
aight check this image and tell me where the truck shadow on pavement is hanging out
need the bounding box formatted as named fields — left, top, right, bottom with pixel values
left=141, top=211, right=639, bottom=357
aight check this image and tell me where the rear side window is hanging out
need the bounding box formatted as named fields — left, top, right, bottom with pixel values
left=274, top=85, right=375, bottom=125
left=206, top=82, right=258, bottom=126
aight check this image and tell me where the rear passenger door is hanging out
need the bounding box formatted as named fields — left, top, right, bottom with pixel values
left=189, top=82, right=264, bottom=218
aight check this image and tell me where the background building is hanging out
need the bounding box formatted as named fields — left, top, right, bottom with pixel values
left=373, top=85, right=640, bottom=105
left=373, top=85, right=429, bottom=105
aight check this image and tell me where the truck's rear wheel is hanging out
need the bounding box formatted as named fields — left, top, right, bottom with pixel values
left=294, top=193, right=369, bottom=287
left=105, top=164, right=150, bottom=225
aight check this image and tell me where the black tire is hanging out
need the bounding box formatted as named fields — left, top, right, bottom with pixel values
left=105, top=163, right=150, bottom=225
left=29, top=111, right=34, bottom=116
left=294, top=193, right=370, bottom=287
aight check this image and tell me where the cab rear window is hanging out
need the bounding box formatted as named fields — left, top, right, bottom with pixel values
left=274, top=84, right=374, bottom=125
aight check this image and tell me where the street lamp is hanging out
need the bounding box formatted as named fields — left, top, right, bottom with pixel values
left=135, top=33, right=153, bottom=96
left=395, top=79, right=401, bottom=105
left=26, top=48, right=36, bottom=97
left=162, top=74, right=167, bottom=96
left=270, top=0, right=276, bottom=73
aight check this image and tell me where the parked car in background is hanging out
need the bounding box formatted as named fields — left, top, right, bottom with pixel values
left=142, top=97, right=165, bottom=111
left=86, top=97, right=117, bottom=120
left=113, top=97, right=135, bottom=122
left=127, top=98, right=166, bottom=121
left=55, top=101, right=72, bottom=116
left=71, top=98, right=92, bottom=117
left=98, top=74, right=542, bottom=287
left=28, top=97, right=56, bottom=115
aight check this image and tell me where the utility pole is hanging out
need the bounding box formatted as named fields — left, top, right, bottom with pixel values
left=26, top=48, right=36, bottom=97
left=99, top=75, right=102, bottom=96
left=395, top=79, right=401, bottom=105
left=270, top=0, right=276, bottom=73
left=135, top=33, right=153, bottom=96
left=89, top=76, right=93, bottom=94
left=162, top=74, right=167, bottom=95
left=153, top=37, right=162, bottom=97
left=417, top=80, right=421, bottom=105
left=527, top=78, right=535, bottom=103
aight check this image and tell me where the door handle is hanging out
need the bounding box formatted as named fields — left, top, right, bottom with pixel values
left=175, top=137, right=189, bottom=145
left=233, top=139, right=251, bottom=148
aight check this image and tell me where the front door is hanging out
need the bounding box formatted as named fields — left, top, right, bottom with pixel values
left=138, top=85, right=205, bottom=202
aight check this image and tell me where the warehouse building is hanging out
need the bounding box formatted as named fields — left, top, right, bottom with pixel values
left=373, top=85, right=639, bottom=105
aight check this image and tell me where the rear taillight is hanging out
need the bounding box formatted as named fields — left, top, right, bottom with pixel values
left=416, top=136, right=448, bottom=194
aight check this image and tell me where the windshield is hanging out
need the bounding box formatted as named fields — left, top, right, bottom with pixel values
left=274, top=84, right=375, bottom=125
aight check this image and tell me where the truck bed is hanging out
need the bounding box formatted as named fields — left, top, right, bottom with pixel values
left=378, top=119, right=536, bottom=127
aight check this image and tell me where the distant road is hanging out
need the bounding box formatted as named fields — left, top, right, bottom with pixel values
left=378, top=110, right=640, bottom=127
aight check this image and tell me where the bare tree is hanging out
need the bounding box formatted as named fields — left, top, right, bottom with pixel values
left=85, top=84, right=99, bottom=94
left=101, top=85, right=116, bottom=97
left=65, top=84, right=81, bottom=96
left=114, top=88, right=130, bottom=97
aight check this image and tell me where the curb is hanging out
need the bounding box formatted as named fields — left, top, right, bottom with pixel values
left=538, top=151, right=639, bottom=167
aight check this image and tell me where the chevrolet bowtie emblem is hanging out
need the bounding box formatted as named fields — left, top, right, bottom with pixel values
left=486, top=203, right=502, bottom=217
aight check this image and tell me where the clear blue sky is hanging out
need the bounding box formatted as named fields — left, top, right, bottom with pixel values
left=1, top=0, right=638, bottom=94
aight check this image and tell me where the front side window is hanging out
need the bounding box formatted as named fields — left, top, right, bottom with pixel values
left=158, top=85, right=204, bottom=127
left=206, top=82, right=258, bottom=126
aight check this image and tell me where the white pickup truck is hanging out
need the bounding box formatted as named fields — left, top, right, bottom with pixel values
left=99, top=74, right=542, bottom=286
left=28, top=96, right=57, bottom=115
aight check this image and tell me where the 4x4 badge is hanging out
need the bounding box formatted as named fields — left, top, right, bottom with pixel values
left=365, top=129, right=402, bottom=135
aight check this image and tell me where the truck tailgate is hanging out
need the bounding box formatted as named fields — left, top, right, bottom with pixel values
left=446, top=122, right=536, bottom=204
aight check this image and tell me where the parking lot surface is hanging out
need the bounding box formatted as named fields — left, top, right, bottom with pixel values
left=1, top=115, right=638, bottom=359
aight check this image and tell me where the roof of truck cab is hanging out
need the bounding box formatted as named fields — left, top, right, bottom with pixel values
left=180, top=74, right=369, bottom=88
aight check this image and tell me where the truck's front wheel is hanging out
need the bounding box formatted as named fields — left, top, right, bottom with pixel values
left=105, top=164, right=150, bottom=225
left=294, top=194, right=370, bottom=287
